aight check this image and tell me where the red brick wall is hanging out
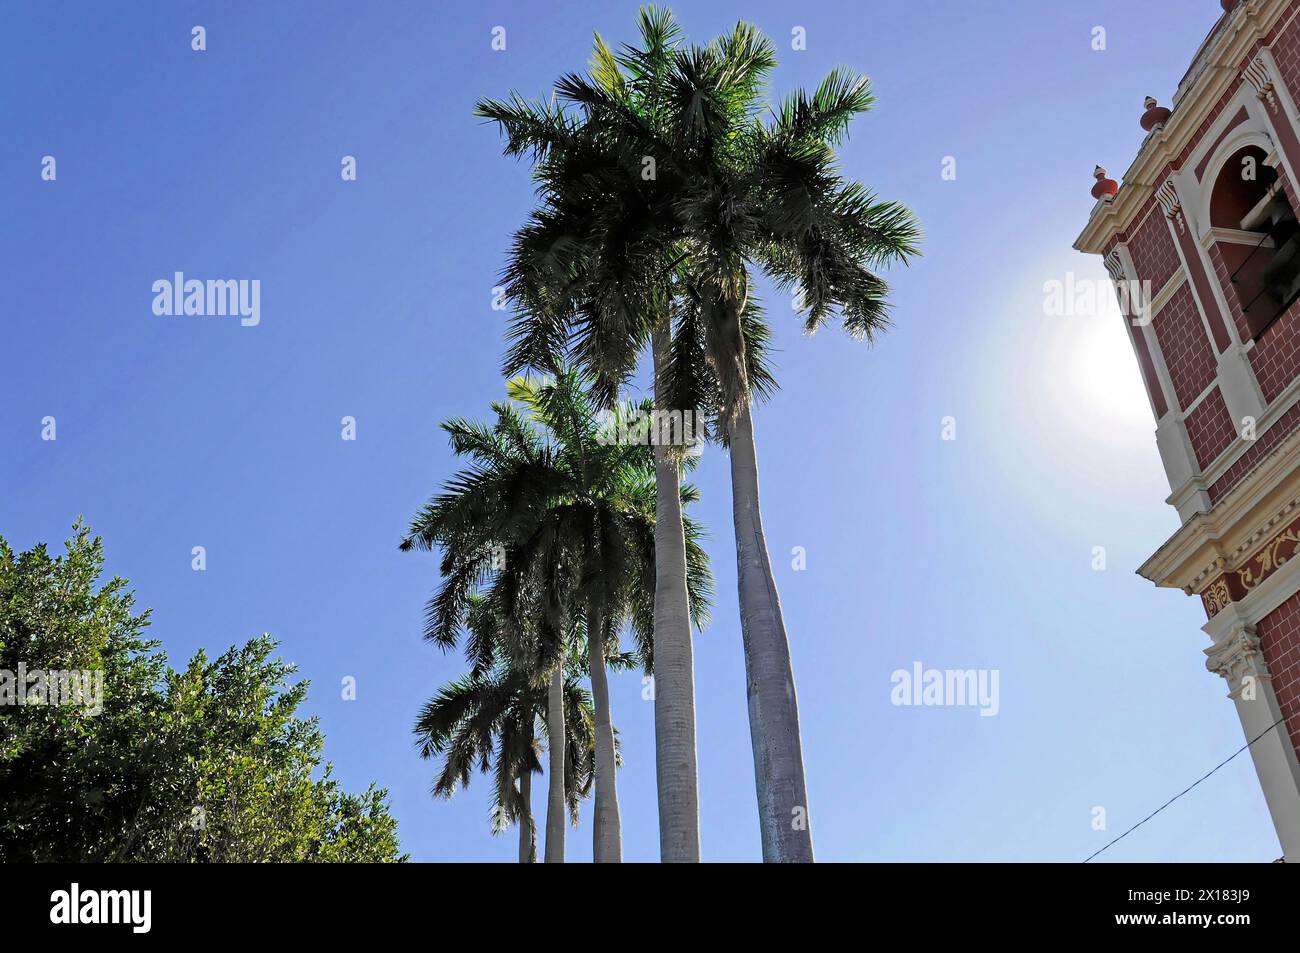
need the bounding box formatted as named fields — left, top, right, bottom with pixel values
left=1272, top=9, right=1300, bottom=108
left=1152, top=284, right=1218, bottom=409
left=1249, top=302, right=1300, bottom=402
left=1128, top=209, right=1182, bottom=294
left=1255, top=589, right=1300, bottom=760
left=1194, top=107, right=1251, bottom=180
left=1175, top=36, right=1272, bottom=173
left=1210, top=400, right=1300, bottom=503
left=1127, top=320, right=1170, bottom=420
left=1186, top=388, right=1238, bottom=468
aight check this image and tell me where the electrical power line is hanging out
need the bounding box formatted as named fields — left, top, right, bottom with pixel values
left=1083, top=713, right=1290, bottom=863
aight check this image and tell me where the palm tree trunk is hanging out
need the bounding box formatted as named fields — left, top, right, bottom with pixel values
left=586, top=606, right=622, bottom=862
left=544, top=663, right=566, bottom=863
left=728, top=397, right=814, bottom=863
left=651, top=324, right=702, bottom=863
left=518, top=770, right=536, bottom=863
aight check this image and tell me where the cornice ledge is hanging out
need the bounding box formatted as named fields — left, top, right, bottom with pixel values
left=1139, top=420, right=1300, bottom=590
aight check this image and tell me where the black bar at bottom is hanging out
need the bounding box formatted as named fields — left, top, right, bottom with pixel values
left=0, top=861, right=1283, bottom=939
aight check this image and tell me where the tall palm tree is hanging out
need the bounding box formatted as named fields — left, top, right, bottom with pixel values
left=413, top=635, right=598, bottom=863
left=477, top=9, right=920, bottom=862
left=479, top=10, right=721, bottom=861
left=508, top=373, right=714, bottom=861
left=403, top=394, right=578, bottom=861
left=404, top=369, right=712, bottom=862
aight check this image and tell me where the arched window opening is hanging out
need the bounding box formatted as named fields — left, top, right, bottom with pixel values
left=1211, top=145, right=1300, bottom=340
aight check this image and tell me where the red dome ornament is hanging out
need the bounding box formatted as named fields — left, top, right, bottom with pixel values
left=1222, top=0, right=1240, bottom=12
left=1091, top=166, right=1119, bottom=201
left=1141, top=96, right=1172, bottom=131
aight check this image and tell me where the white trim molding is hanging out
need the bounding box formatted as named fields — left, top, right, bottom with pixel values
left=1156, top=178, right=1186, bottom=234
left=1195, top=127, right=1279, bottom=241
left=1203, top=611, right=1300, bottom=862
left=1244, top=54, right=1280, bottom=115
left=1218, top=344, right=1268, bottom=435
left=1112, top=242, right=1181, bottom=426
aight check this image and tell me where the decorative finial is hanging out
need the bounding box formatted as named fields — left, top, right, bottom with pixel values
left=1141, top=96, right=1172, bottom=131
left=1091, top=166, right=1119, bottom=201
left=1222, top=0, right=1240, bottom=12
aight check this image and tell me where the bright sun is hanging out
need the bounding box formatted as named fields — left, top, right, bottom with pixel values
left=1062, top=304, right=1152, bottom=425
left=991, top=254, right=1161, bottom=480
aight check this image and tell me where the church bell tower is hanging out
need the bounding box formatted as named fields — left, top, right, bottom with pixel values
left=1076, top=0, right=1300, bottom=860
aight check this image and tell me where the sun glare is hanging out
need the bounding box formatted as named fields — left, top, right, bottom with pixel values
left=1062, top=304, right=1152, bottom=426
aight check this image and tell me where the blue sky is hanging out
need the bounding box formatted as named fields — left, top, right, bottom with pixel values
left=2, top=0, right=1281, bottom=861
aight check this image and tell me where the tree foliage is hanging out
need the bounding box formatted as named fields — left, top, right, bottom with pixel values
left=0, top=522, right=404, bottom=862
left=479, top=6, right=920, bottom=428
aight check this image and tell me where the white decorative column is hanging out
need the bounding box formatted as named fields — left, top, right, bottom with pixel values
left=1205, top=621, right=1300, bottom=860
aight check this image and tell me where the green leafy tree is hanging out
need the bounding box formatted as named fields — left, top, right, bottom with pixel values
left=0, top=522, right=403, bottom=862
